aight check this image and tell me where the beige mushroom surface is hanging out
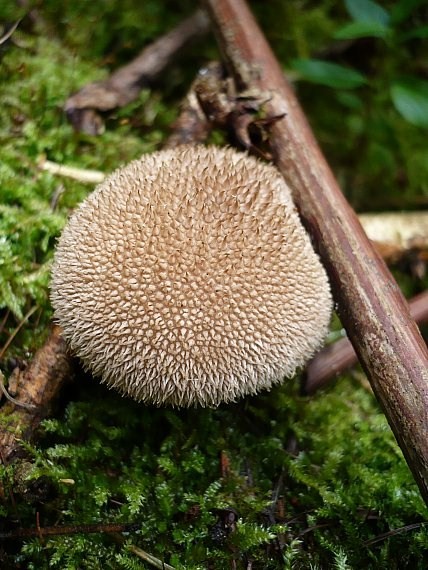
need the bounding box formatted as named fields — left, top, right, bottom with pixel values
left=51, top=145, right=332, bottom=406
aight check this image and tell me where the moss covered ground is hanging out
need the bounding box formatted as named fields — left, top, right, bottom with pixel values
left=0, top=0, right=427, bottom=568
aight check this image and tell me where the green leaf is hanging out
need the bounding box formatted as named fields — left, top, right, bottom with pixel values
left=335, top=91, right=363, bottom=110
left=291, top=59, right=367, bottom=89
left=334, top=21, right=390, bottom=40
left=0, top=280, right=24, bottom=318
left=399, top=25, right=428, bottom=41
left=390, top=78, right=428, bottom=127
left=390, top=0, right=426, bottom=25
left=345, top=0, right=390, bottom=26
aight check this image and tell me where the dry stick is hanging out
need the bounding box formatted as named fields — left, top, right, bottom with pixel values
left=39, top=159, right=106, bottom=184
left=163, top=64, right=216, bottom=148
left=363, top=521, right=427, bottom=547
left=0, top=305, right=38, bottom=362
left=125, top=544, right=176, bottom=570
left=361, top=212, right=428, bottom=273
left=64, top=9, right=210, bottom=134
left=0, top=18, right=21, bottom=46
left=0, top=325, right=73, bottom=465
left=304, top=290, right=428, bottom=395
left=0, top=521, right=139, bottom=540
left=360, top=212, right=428, bottom=256
left=203, top=0, right=428, bottom=504
left=111, top=533, right=176, bottom=570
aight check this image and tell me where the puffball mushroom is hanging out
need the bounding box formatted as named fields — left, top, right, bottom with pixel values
left=51, top=145, right=332, bottom=407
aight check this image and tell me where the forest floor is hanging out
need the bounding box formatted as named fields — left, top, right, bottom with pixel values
left=0, top=1, right=427, bottom=568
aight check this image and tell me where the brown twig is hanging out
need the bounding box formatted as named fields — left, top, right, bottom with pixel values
left=0, top=325, right=73, bottom=465
left=360, top=212, right=428, bottom=255
left=0, top=520, right=139, bottom=540
left=202, top=0, right=428, bottom=504
left=2, top=519, right=177, bottom=569
left=111, top=533, right=177, bottom=570
left=360, top=212, right=428, bottom=275
left=303, top=290, right=428, bottom=395
left=0, top=306, right=38, bottom=362
left=64, top=9, right=210, bottom=134
left=163, top=64, right=216, bottom=148
left=0, top=370, right=35, bottom=411
left=125, top=543, right=176, bottom=570
left=363, top=521, right=427, bottom=547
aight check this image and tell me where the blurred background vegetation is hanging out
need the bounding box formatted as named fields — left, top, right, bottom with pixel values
left=0, top=0, right=427, bottom=568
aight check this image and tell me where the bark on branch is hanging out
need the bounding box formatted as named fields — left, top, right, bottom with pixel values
left=64, top=9, right=210, bottom=134
left=202, top=0, right=428, bottom=503
left=304, top=290, right=428, bottom=395
left=0, top=326, right=73, bottom=465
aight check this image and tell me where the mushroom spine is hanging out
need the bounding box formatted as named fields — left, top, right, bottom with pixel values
left=51, top=145, right=333, bottom=407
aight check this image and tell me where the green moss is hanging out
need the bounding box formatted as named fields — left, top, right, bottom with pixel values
left=0, top=0, right=427, bottom=568
left=3, top=379, right=427, bottom=568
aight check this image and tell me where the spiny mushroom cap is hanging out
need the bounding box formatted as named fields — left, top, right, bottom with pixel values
left=51, top=145, right=332, bottom=407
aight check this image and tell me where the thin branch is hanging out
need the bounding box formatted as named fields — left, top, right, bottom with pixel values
left=0, top=371, right=35, bottom=410
left=202, top=0, right=428, bottom=504
left=64, top=9, right=210, bottom=134
left=0, top=305, right=39, bottom=361
left=0, top=19, right=21, bottom=46
left=0, top=521, right=139, bottom=540
left=39, top=158, right=105, bottom=184
left=360, top=212, right=428, bottom=265
left=1, top=497, right=174, bottom=568
left=126, top=543, right=176, bottom=570
left=363, top=521, right=427, bottom=547
left=111, top=533, right=176, bottom=570
left=163, top=63, right=220, bottom=148
left=303, top=290, right=428, bottom=395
